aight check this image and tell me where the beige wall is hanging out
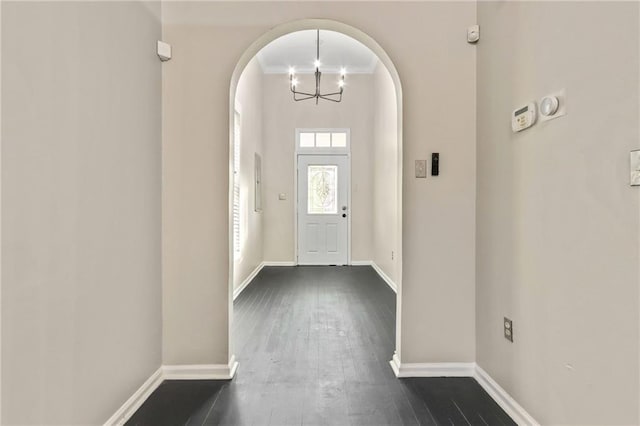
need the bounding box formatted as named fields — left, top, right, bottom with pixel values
left=2, top=2, right=162, bottom=424
left=372, top=61, right=398, bottom=283
left=476, top=2, right=639, bottom=424
left=162, top=1, right=476, bottom=366
left=262, top=72, right=374, bottom=263
left=234, top=57, right=264, bottom=289
left=161, top=16, right=229, bottom=366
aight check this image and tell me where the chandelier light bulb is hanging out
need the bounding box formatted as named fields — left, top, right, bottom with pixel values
left=289, top=29, right=344, bottom=104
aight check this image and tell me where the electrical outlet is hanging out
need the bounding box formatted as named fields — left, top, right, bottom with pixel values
left=504, top=317, right=513, bottom=342
left=391, top=251, right=394, bottom=260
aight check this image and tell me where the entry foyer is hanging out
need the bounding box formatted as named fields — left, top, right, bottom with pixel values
left=1, top=2, right=639, bottom=425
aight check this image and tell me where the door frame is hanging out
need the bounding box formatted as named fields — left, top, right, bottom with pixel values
left=294, top=128, right=352, bottom=266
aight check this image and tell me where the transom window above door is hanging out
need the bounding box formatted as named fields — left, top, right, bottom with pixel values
left=297, top=129, right=350, bottom=151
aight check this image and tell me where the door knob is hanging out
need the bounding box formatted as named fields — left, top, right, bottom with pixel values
left=342, top=206, right=347, bottom=211
left=342, top=214, right=347, bottom=218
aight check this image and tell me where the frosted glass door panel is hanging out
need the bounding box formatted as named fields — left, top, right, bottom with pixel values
left=297, top=155, right=349, bottom=265
left=307, top=165, right=338, bottom=214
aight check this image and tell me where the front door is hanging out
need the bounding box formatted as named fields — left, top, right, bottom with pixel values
left=297, top=155, right=349, bottom=265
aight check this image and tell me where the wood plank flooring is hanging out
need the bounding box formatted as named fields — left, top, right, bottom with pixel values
left=126, top=266, right=515, bottom=426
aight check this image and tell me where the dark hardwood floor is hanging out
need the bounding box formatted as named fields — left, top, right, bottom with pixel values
left=127, top=266, right=515, bottom=426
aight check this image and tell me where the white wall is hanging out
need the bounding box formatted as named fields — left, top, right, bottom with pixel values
left=162, top=1, right=476, bottom=366
left=2, top=2, right=162, bottom=424
left=372, top=61, right=398, bottom=284
left=476, top=2, right=639, bottom=424
left=234, top=57, right=264, bottom=289
left=262, top=72, right=374, bottom=263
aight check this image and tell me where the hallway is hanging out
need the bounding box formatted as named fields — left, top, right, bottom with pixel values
left=127, top=267, right=514, bottom=425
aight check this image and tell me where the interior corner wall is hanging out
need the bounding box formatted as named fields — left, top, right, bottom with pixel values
left=162, top=1, right=476, bottom=367
left=372, top=61, right=398, bottom=284
left=1, top=2, right=162, bottom=424
left=262, top=72, right=374, bottom=263
left=476, top=2, right=640, bottom=424
left=234, top=57, right=264, bottom=289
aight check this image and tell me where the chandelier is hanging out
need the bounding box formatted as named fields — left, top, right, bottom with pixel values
left=289, top=30, right=346, bottom=104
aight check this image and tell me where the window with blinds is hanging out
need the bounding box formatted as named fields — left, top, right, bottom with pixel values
left=233, top=110, right=241, bottom=253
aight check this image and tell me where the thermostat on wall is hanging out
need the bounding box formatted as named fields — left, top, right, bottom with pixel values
left=511, top=102, right=537, bottom=133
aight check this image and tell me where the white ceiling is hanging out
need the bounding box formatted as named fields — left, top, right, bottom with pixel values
left=256, top=30, right=378, bottom=74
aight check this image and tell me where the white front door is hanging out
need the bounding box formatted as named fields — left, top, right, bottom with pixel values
left=297, top=155, right=349, bottom=265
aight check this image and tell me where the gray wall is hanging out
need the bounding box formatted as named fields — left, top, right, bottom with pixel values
left=161, top=1, right=477, bottom=366
left=476, top=2, right=639, bottom=424
left=2, top=2, right=162, bottom=424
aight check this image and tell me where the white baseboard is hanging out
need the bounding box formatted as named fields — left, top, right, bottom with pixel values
left=103, top=367, right=164, bottom=426
left=390, top=355, right=538, bottom=425
left=233, top=262, right=264, bottom=300
left=389, top=354, right=475, bottom=378
left=262, top=261, right=296, bottom=266
left=352, top=260, right=397, bottom=293
left=474, top=365, right=539, bottom=426
left=389, top=352, right=402, bottom=376
left=163, top=355, right=239, bottom=380
left=105, top=356, right=239, bottom=425
left=370, top=261, right=397, bottom=293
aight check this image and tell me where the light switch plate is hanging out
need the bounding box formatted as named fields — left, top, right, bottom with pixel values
left=630, top=150, right=640, bottom=186
left=415, top=160, right=427, bottom=178
left=278, top=193, right=287, bottom=200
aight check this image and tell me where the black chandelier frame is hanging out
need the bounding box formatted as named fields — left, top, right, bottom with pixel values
left=289, top=29, right=346, bottom=104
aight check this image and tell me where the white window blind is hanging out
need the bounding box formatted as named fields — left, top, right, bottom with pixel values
left=233, top=110, right=241, bottom=253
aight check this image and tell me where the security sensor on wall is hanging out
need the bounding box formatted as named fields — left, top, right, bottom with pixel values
left=540, top=96, right=559, bottom=116
left=157, top=41, right=172, bottom=62
left=539, top=89, right=567, bottom=122
left=467, top=25, right=480, bottom=43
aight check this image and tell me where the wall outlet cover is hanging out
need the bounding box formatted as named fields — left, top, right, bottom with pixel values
left=504, top=317, right=513, bottom=342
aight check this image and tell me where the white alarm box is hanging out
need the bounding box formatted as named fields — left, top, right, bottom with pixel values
left=511, top=102, right=537, bottom=132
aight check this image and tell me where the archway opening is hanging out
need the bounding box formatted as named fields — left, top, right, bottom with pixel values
left=228, top=19, right=404, bottom=376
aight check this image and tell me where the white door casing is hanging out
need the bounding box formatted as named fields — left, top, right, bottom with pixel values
left=297, top=155, right=349, bottom=265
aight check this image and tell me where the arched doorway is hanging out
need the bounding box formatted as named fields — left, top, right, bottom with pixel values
left=228, top=18, right=404, bottom=373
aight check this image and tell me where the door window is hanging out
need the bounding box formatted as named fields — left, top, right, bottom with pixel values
left=307, top=165, right=338, bottom=214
